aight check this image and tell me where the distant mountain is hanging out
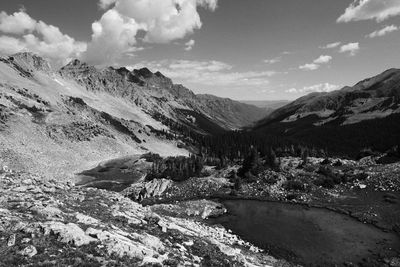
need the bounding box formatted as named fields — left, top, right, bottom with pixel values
left=0, top=52, right=267, bottom=179
left=253, top=69, right=400, bottom=156
left=240, top=100, right=289, bottom=110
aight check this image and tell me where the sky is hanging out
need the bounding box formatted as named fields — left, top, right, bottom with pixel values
left=1, top=0, right=400, bottom=100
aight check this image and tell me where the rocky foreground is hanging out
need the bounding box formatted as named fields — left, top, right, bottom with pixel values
left=0, top=166, right=291, bottom=267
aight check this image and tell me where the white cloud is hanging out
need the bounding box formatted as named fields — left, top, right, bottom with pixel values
left=84, top=0, right=218, bottom=64
left=285, top=88, right=298, bottom=93
left=0, top=36, right=26, bottom=55
left=313, top=55, right=332, bottom=64
left=320, top=42, right=341, bottom=49
left=184, top=39, right=195, bottom=51
left=299, top=55, right=332, bottom=71
left=129, top=59, right=278, bottom=88
left=339, top=42, right=360, bottom=56
left=0, top=10, right=36, bottom=34
left=299, top=63, right=319, bottom=71
left=366, top=25, right=399, bottom=38
left=263, top=57, right=281, bottom=64
left=0, top=10, right=86, bottom=65
left=286, top=83, right=340, bottom=94
left=83, top=9, right=141, bottom=65
left=337, top=0, right=400, bottom=23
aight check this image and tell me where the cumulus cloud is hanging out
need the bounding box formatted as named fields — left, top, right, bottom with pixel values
left=83, top=9, right=141, bottom=65
left=129, top=59, right=278, bottom=88
left=340, top=42, right=360, bottom=56
left=0, top=10, right=36, bottom=34
left=313, top=55, right=332, bottom=64
left=337, top=0, right=400, bottom=23
left=0, top=10, right=86, bottom=65
left=366, top=25, right=399, bottom=38
left=263, top=57, right=281, bottom=64
left=0, top=36, right=26, bottom=55
left=84, top=0, right=218, bottom=64
left=184, top=39, right=195, bottom=51
left=320, top=42, right=341, bottom=49
left=285, top=83, right=340, bottom=94
left=299, top=55, right=332, bottom=71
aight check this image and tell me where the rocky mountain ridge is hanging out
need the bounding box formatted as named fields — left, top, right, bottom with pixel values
left=0, top=52, right=268, bottom=180
left=59, top=56, right=268, bottom=130
left=251, top=68, right=400, bottom=155
left=257, top=68, right=400, bottom=127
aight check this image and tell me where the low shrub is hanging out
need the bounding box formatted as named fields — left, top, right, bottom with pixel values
left=314, top=176, right=335, bottom=189
left=284, top=180, right=305, bottom=191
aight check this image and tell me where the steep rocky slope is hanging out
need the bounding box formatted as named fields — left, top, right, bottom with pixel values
left=0, top=53, right=187, bottom=181
left=194, top=94, right=269, bottom=129
left=253, top=69, right=400, bottom=155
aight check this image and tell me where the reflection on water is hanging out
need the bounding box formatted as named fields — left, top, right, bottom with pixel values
left=211, top=200, right=400, bottom=265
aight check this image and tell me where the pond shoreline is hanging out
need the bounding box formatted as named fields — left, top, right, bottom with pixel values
left=209, top=199, right=400, bottom=266
left=141, top=191, right=400, bottom=235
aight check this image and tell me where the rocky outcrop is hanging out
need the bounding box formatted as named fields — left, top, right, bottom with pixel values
left=6, top=52, right=52, bottom=74
left=124, top=178, right=173, bottom=201
left=0, top=166, right=284, bottom=266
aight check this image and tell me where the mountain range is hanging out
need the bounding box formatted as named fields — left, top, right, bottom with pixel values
left=0, top=52, right=268, bottom=180
left=1, top=52, right=400, bottom=180
left=253, top=68, right=400, bottom=156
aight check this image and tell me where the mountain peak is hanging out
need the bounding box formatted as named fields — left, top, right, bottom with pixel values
left=60, top=59, right=98, bottom=77
left=8, top=52, right=52, bottom=73
left=133, top=68, right=153, bottom=79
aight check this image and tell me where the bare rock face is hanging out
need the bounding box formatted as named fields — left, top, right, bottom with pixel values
left=124, top=178, right=173, bottom=201
left=85, top=227, right=164, bottom=260
left=7, top=52, right=52, bottom=74
left=41, top=221, right=97, bottom=247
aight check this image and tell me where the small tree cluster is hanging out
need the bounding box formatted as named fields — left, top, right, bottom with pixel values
left=146, top=155, right=204, bottom=182
left=237, top=147, right=281, bottom=182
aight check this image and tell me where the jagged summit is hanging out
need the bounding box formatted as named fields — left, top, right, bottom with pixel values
left=9, top=52, right=52, bottom=72
left=1, top=52, right=52, bottom=76
left=133, top=67, right=153, bottom=79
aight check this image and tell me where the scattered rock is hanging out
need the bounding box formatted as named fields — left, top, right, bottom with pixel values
left=41, top=221, right=96, bottom=247
left=75, top=213, right=99, bottom=225
left=21, top=238, right=31, bottom=244
left=7, top=234, right=16, bottom=247
left=389, top=257, right=400, bottom=267
left=18, top=245, right=37, bottom=257
left=358, top=184, right=367, bottom=189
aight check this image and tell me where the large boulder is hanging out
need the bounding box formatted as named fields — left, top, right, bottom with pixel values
left=124, top=179, right=172, bottom=201
left=41, top=221, right=96, bottom=247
